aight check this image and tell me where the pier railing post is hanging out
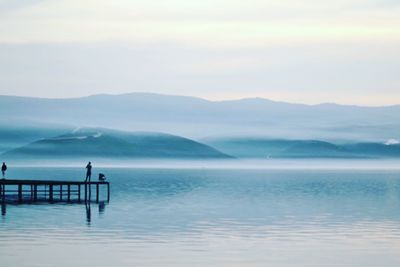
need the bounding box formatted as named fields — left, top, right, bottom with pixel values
left=78, top=184, right=81, bottom=202
left=67, top=185, right=71, bottom=201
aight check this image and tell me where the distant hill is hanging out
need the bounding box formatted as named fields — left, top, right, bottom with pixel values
left=0, top=93, right=399, bottom=141
left=0, top=124, right=72, bottom=153
left=3, top=127, right=400, bottom=160
left=203, top=137, right=400, bottom=158
left=2, top=128, right=231, bottom=160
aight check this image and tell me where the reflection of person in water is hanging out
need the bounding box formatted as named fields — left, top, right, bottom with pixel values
left=1, top=162, right=7, bottom=179
left=85, top=201, right=91, bottom=224
left=85, top=162, right=92, bottom=182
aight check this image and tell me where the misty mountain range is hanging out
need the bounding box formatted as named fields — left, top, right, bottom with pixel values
left=1, top=127, right=400, bottom=160
left=1, top=93, right=400, bottom=141
left=2, top=128, right=230, bottom=160
left=0, top=93, right=399, bottom=160
left=203, top=137, right=400, bottom=159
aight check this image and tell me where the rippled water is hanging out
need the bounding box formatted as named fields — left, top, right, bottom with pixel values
left=1, top=167, right=400, bottom=267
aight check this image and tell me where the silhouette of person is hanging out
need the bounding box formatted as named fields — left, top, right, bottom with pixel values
left=98, top=173, right=106, bottom=181
left=1, top=162, right=6, bottom=179
left=85, top=162, right=92, bottom=182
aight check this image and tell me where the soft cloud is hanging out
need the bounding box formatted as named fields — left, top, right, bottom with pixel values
left=0, top=0, right=399, bottom=45
left=0, top=0, right=399, bottom=105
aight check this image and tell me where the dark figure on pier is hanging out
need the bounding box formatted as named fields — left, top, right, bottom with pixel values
left=1, top=162, right=6, bottom=179
left=85, top=162, right=92, bottom=182
left=99, top=173, right=106, bottom=181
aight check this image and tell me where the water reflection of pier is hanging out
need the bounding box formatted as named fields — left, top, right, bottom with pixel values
left=1, top=198, right=107, bottom=224
left=0, top=179, right=110, bottom=220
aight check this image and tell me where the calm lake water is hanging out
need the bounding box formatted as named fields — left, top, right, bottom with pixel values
left=1, top=165, right=400, bottom=267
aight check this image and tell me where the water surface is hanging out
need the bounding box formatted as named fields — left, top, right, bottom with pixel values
left=1, top=166, right=400, bottom=267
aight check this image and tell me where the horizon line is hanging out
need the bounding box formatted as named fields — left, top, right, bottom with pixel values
left=0, top=92, right=399, bottom=108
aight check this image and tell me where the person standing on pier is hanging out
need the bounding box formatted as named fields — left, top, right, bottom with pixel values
left=85, top=162, right=92, bottom=182
left=1, top=162, right=6, bottom=179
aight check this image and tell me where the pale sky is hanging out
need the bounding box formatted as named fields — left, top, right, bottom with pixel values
left=0, top=0, right=399, bottom=105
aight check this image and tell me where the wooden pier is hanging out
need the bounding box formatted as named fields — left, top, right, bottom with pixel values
left=0, top=179, right=110, bottom=203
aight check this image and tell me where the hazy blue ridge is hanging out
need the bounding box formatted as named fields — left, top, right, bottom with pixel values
left=203, top=137, right=400, bottom=158
left=1, top=93, right=400, bottom=140
left=2, top=126, right=400, bottom=160
left=1, top=128, right=232, bottom=160
left=0, top=124, right=72, bottom=153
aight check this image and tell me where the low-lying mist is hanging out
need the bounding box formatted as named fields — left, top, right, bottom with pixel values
left=6, top=158, right=400, bottom=170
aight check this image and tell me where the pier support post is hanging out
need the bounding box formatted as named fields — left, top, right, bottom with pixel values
left=33, top=185, right=37, bottom=201
left=49, top=185, right=53, bottom=202
left=96, top=184, right=99, bottom=202
left=1, top=201, right=5, bottom=216
left=107, top=183, right=110, bottom=202
left=18, top=184, right=22, bottom=202
left=1, top=185, right=4, bottom=201
left=0, top=181, right=110, bottom=203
